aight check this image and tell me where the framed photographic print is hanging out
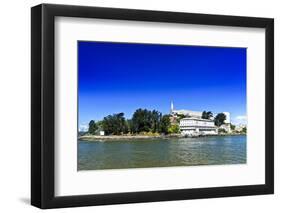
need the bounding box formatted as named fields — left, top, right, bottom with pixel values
left=31, top=4, right=274, bottom=209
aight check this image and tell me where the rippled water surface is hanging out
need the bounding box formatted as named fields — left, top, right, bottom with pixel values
left=78, top=135, right=246, bottom=170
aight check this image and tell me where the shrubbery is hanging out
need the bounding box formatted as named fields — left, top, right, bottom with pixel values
left=88, top=108, right=173, bottom=135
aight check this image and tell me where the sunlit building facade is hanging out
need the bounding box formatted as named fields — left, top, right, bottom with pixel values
left=170, top=101, right=232, bottom=135
left=179, top=117, right=217, bottom=136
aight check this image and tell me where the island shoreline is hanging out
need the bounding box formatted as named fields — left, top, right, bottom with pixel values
left=78, top=133, right=246, bottom=142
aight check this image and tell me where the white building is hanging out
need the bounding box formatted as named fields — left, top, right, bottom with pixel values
left=170, top=101, right=232, bottom=135
left=235, top=124, right=247, bottom=132
left=179, top=117, right=217, bottom=136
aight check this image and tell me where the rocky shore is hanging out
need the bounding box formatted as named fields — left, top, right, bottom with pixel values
left=79, top=134, right=182, bottom=141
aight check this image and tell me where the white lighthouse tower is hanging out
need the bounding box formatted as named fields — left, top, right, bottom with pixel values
left=170, top=101, right=174, bottom=114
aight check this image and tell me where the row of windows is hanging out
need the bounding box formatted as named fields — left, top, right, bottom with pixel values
left=180, top=120, right=214, bottom=127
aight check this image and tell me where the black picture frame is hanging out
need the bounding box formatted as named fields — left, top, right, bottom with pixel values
left=31, top=3, right=274, bottom=209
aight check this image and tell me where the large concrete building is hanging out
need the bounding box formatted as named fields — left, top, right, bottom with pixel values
left=170, top=101, right=231, bottom=136
left=179, top=117, right=217, bottom=136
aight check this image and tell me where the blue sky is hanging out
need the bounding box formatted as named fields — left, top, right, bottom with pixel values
left=78, top=41, right=246, bottom=130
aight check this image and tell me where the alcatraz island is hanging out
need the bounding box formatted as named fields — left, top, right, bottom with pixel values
left=78, top=102, right=247, bottom=141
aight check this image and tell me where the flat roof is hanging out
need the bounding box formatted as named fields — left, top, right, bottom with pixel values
left=180, top=117, right=214, bottom=122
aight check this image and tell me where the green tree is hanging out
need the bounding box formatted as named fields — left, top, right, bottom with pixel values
left=123, top=119, right=129, bottom=134
left=214, top=113, right=226, bottom=127
left=168, top=124, right=180, bottom=134
left=176, top=114, right=186, bottom=119
left=131, top=109, right=149, bottom=133
left=102, top=113, right=127, bottom=135
left=96, top=121, right=103, bottom=129
left=88, top=120, right=98, bottom=134
left=242, top=127, right=247, bottom=133
left=202, top=111, right=213, bottom=119
left=151, top=110, right=161, bottom=133
left=131, top=109, right=162, bottom=133
left=176, top=114, right=186, bottom=123
left=230, top=124, right=236, bottom=131
left=160, top=114, right=171, bottom=134
left=126, top=119, right=133, bottom=133
left=218, top=128, right=227, bottom=134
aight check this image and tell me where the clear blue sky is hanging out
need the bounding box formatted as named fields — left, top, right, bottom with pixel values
left=78, top=41, right=246, bottom=130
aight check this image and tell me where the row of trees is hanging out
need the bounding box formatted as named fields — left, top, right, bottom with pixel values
left=88, top=109, right=177, bottom=135
left=131, top=109, right=171, bottom=134
left=88, top=109, right=229, bottom=135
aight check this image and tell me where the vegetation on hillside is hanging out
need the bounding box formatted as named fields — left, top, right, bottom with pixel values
left=88, top=108, right=177, bottom=135
left=86, top=108, right=245, bottom=136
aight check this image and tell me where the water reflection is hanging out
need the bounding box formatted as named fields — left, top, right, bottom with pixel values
left=78, top=135, right=246, bottom=170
